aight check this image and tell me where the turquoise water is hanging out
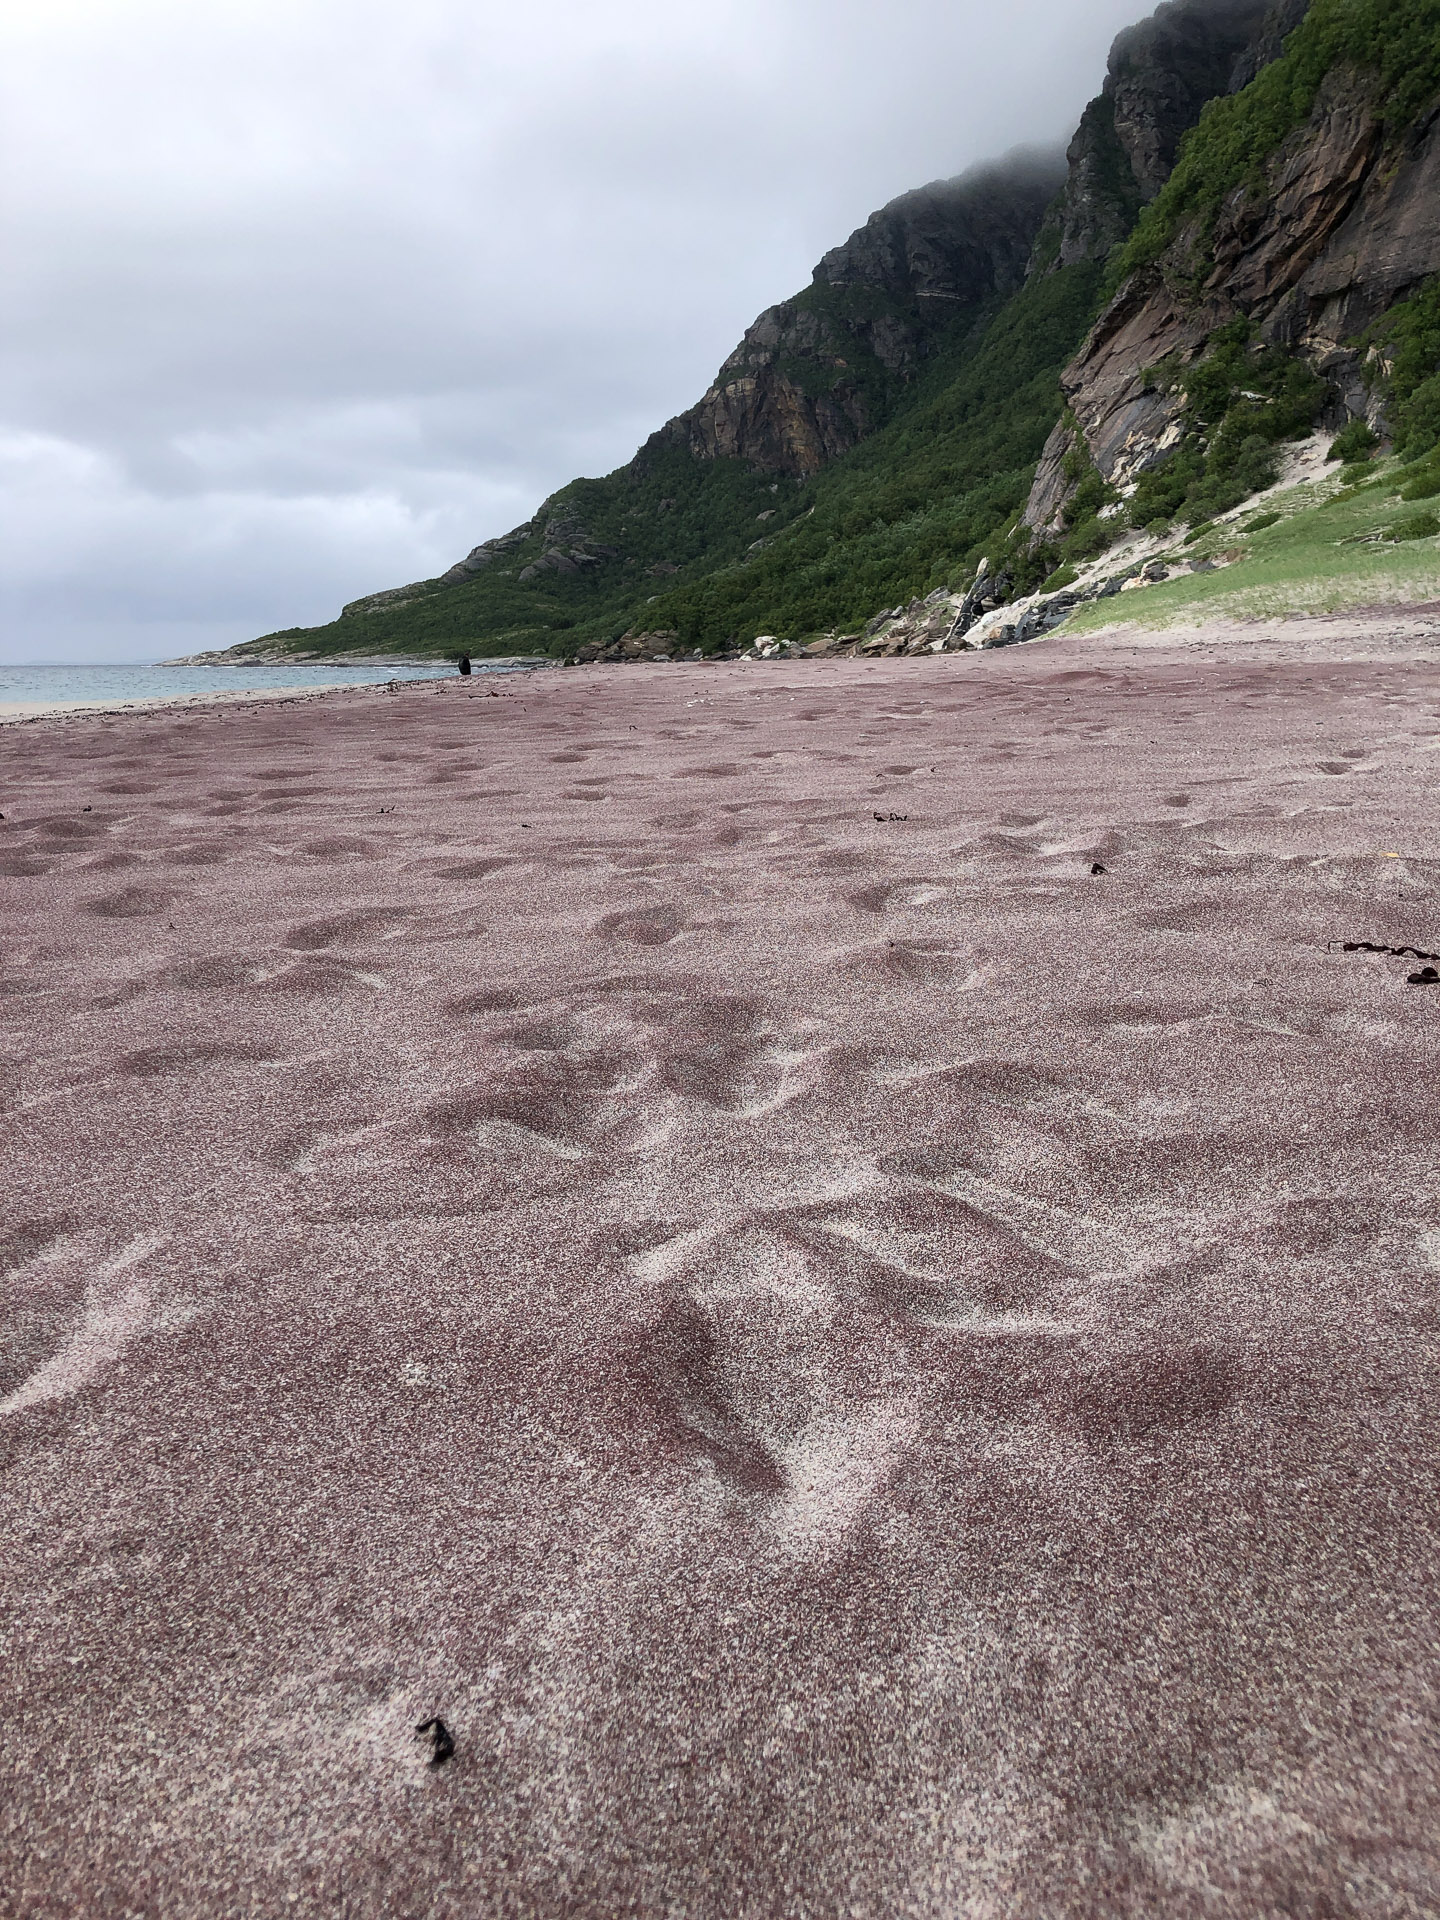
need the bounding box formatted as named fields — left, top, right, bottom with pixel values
left=0, top=660, right=542, bottom=707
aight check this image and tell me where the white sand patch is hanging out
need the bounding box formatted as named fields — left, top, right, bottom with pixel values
left=0, top=1233, right=164, bottom=1417
left=688, top=1223, right=839, bottom=1318
left=771, top=1401, right=919, bottom=1558
left=1128, top=1779, right=1324, bottom=1893
left=0, top=684, right=363, bottom=723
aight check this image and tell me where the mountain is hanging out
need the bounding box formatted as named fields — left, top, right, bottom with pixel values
left=1032, top=0, right=1283, bottom=271
left=229, top=0, right=1440, bottom=667
left=663, top=157, right=1065, bottom=480
left=1026, top=0, right=1440, bottom=539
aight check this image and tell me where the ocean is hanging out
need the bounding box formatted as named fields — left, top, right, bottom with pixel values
left=0, top=659, right=544, bottom=710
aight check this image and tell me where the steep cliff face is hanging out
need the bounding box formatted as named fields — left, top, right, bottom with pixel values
left=1038, top=0, right=1303, bottom=272
left=1227, top=0, right=1310, bottom=89
left=814, top=169, right=1054, bottom=301
left=674, top=302, right=871, bottom=478
left=1026, top=59, right=1440, bottom=532
left=648, top=155, right=1064, bottom=478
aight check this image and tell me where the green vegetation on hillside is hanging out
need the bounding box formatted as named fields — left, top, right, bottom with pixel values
left=643, top=263, right=1105, bottom=645
left=245, top=0, right=1440, bottom=666
left=1364, top=273, right=1440, bottom=458
left=250, top=262, right=1106, bottom=660
left=745, top=278, right=988, bottom=430
left=1127, top=319, right=1329, bottom=527
left=255, top=450, right=807, bottom=660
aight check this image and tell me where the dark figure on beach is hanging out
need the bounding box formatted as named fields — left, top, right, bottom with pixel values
left=457, top=655, right=472, bottom=676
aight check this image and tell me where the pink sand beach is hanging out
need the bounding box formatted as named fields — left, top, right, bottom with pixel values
left=3, top=618, right=1440, bottom=1916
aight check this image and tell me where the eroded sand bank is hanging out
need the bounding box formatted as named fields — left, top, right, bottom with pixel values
left=3, top=620, right=1439, bottom=1916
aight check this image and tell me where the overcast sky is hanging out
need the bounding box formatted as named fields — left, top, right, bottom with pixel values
left=1, top=0, right=1145, bottom=663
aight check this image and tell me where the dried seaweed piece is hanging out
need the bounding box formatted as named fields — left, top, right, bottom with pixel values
left=1333, top=940, right=1440, bottom=962
left=415, top=1717, right=456, bottom=1767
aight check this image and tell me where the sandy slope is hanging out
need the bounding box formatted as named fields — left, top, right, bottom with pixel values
left=3, top=622, right=1440, bottom=1918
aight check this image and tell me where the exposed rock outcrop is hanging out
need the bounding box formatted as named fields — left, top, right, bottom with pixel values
left=574, top=630, right=684, bottom=665
left=1266, top=92, right=1440, bottom=345
left=1026, top=66, right=1440, bottom=528
left=434, top=523, right=532, bottom=588
left=815, top=166, right=1060, bottom=303
left=434, top=518, right=618, bottom=591
left=1110, top=0, right=1274, bottom=196
left=1228, top=0, right=1310, bottom=89
left=341, top=580, right=440, bottom=618
left=640, top=152, right=1065, bottom=478
left=676, top=314, right=870, bottom=477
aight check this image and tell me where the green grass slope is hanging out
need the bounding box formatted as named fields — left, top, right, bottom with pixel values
left=1066, top=451, right=1440, bottom=633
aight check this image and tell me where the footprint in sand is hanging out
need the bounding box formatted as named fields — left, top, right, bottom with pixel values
left=84, top=886, right=182, bottom=919
left=425, top=1043, right=639, bottom=1156
left=283, top=908, right=413, bottom=951
left=447, top=985, right=529, bottom=1015
left=500, top=1016, right=583, bottom=1052
left=629, top=1293, right=787, bottom=1493
left=647, top=994, right=803, bottom=1115
left=0, top=1228, right=166, bottom=1419
left=260, top=958, right=388, bottom=996
left=812, top=1186, right=1077, bottom=1331
left=119, top=1041, right=282, bottom=1078
left=29, top=815, right=107, bottom=848
left=163, top=843, right=231, bottom=867
left=596, top=905, right=686, bottom=947
left=845, top=938, right=970, bottom=985
left=619, top=1212, right=1019, bottom=1556
left=432, top=858, right=515, bottom=881
left=156, top=954, right=269, bottom=992
left=1047, top=1342, right=1240, bottom=1444
left=844, top=877, right=950, bottom=915
left=299, top=836, right=377, bottom=860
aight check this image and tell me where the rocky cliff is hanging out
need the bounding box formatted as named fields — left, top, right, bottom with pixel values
left=657, top=0, right=1327, bottom=493
left=1035, top=0, right=1298, bottom=273
left=645, top=2, right=1310, bottom=489
left=1025, top=44, right=1440, bottom=534
left=644, top=154, right=1065, bottom=479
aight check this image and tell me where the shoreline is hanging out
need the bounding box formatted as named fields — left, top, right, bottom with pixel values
left=8, top=601, right=1440, bottom=724
left=0, top=653, right=568, bottom=723
left=0, top=678, right=382, bottom=724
